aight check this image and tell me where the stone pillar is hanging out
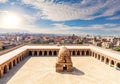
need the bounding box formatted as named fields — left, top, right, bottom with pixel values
left=99, top=55, right=102, bottom=61
left=21, top=56, right=22, bottom=60
left=75, top=51, right=77, bottom=56
left=108, top=60, right=111, bottom=66
left=97, top=54, right=98, bottom=59
left=84, top=51, right=86, bottom=56
left=15, top=59, right=17, bottom=65
left=89, top=51, right=91, bottom=56
left=114, top=62, right=117, bottom=69
left=18, top=57, right=20, bottom=62
left=47, top=51, right=49, bottom=56
left=32, top=51, right=34, bottom=56
left=57, top=51, right=59, bottom=55
left=104, top=57, right=106, bottom=63
left=52, top=51, right=54, bottom=56
left=79, top=51, right=81, bottom=56
left=71, top=51, right=73, bottom=56
left=6, top=65, right=9, bottom=72
left=11, top=62, right=13, bottom=69
left=0, top=69, right=4, bottom=78
left=91, top=52, right=93, bottom=56
left=42, top=51, right=44, bottom=56
left=37, top=51, right=39, bottom=56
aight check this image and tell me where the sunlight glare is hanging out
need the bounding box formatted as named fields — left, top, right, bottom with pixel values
left=3, top=13, right=21, bottom=27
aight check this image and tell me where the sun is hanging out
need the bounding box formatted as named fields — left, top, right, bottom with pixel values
left=3, top=12, right=21, bottom=27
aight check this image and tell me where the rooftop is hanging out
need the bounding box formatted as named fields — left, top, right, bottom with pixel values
left=1, top=57, right=120, bottom=84
left=0, top=45, right=120, bottom=65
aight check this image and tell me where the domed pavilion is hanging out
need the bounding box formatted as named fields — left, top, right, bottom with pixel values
left=56, top=46, right=73, bottom=72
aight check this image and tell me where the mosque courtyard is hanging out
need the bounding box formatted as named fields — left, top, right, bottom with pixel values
left=0, top=56, right=120, bottom=84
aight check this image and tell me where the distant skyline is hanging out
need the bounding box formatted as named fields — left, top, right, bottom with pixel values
left=0, top=0, right=120, bottom=35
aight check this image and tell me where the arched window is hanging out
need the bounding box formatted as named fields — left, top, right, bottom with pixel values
left=72, top=51, right=75, bottom=56
left=13, top=60, right=16, bottom=66
left=54, top=51, right=57, bottom=56
left=39, top=51, right=42, bottom=56
left=86, top=51, right=89, bottom=55
left=77, top=51, right=80, bottom=55
left=29, top=51, right=32, bottom=56
left=9, top=62, right=12, bottom=70
left=34, top=51, right=37, bottom=56
left=106, top=58, right=109, bottom=64
left=44, top=51, right=47, bottom=56
left=49, top=51, right=52, bottom=56
left=17, top=58, right=19, bottom=64
left=82, top=51, right=84, bottom=56
left=117, top=63, right=120, bottom=69
left=101, top=56, right=104, bottom=62
left=111, top=60, right=114, bottom=66
left=3, top=65, right=7, bottom=74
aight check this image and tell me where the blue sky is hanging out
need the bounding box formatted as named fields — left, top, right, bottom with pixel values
left=0, top=0, right=120, bottom=35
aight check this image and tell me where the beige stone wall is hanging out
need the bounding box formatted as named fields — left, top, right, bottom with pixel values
left=0, top=50, right=28, bottom=78
left=0, top=47, right=120, bottom=78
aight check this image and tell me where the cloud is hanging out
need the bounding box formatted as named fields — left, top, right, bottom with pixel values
left=53, top=23, right=120, bottom=32
left=0, top=22, right=120, bottom=35
left=0, top=0, right=7, bottom=3
left=21, top=0, right=120, bottom=21
left=107, top=15, right=120, bottom=20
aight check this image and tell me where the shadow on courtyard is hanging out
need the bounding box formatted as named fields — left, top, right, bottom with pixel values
left=0, top=57, right=31, bottom=84
left=59, top=67, right=85, bottom=76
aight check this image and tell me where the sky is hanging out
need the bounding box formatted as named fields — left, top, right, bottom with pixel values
left=0, top=0, right=120, bottom=35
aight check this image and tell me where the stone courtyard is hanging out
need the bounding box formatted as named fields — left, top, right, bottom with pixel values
left=0, top=56, right=120, bottom=84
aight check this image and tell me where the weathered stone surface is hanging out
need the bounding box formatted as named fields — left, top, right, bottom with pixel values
left=56, top=46, right=73, bottom=72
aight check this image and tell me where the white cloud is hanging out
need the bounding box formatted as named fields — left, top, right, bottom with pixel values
left=21, top=0, right=120, bottom=21
left=107, top=16, right=120, bottom=20
left=0, top=22, right=120, bottom=35
left=0, top=0, right=7, bottom=3
left=53, top=23, right=120, bottom=32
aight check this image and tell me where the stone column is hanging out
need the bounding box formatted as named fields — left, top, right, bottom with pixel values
left=11, top=62, right=13, bottom=69
left=56, top=51, right=59, bottom=55
left=114, top=62, right=117, bottom=69
left=104, top=57, right=106, bottom=63
left=75, top=51, right=77, bottom=56
left=21, top=56, right=22, bottom=60
left=91, top=52, right=93, bottom=56
left=99, top=55, right=102, bottom=61
left=80, top=51, right=81, bottom=56
left=52, top=51, right=54, bottom=56
left=42, top=51, right=44, bottom=56
left=0, top=69, right=4, bottom=78
left=89, top=51, right=91, bottom=56
left=71, top=51, right=73, bottom=56
left=6, top=65, right=9, bottom=72
left=47, top=51, right=49, bottom=56
left=18, top=57, right=20, bottom=62
left=37, top=51, right=39, bottom=56
left=84, top=51, right=86, bottom=56
left=15, top=59, right=17, bottom=65
left=32, top=51, right=34, bottom=56
left=97, top=54, right=98, bottom=59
